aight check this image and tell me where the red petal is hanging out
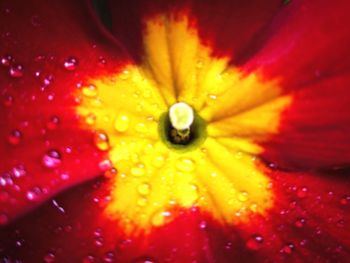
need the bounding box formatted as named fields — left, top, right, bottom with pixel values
left=0, top=0, right=129, bottom=224
left=1, top=170, right=349, bottom=262
left=239, top=0, right=350, bottom=170
left=106, top=0, right=284, bottom=62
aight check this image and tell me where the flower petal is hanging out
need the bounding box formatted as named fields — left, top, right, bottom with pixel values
left=106, top=0, right=284, bottom=63
left=240, top=0, right=350, bottom=169
left=0, top=0, right=129, bottom=224
left=1, top=169, right=349, bottom=262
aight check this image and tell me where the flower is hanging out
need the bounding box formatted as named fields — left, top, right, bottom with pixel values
left=1, top=0, right=350, bottom=262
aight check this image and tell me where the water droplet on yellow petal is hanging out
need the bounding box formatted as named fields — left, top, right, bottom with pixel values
left=135, top=122, right=147, bottom=133
left=114, top=114, right=129, bottom=132
left=82, top=85, right=98, bottom=97
left=238, top=191, right=249, bottom=202
left=85, top=113, right=96, bottom=125
left=131, top=164, right=145, bottom=177
left=137, top=183, right=151, bottom=195
left=176, top=157, right=195, bottom=172
left=152, top=155, right=165, bottom=168
left=94, top=131, right=110, bottom=151
left=137, top=197, right=147, bottom=207
left=151, top=210, right=172, bottom=227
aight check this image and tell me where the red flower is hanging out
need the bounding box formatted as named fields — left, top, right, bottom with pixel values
left=1, top=0, right=350, bottom=262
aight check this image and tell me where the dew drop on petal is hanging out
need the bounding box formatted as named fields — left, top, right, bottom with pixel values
left=103, top=251, right=115, bottom=263
left=114, top=114, right=129, bottom=133
left=135, top=122, right=147, bottom=133
left=82, top=255, right=96, bottom=263
left=82, top=84, right=98, bottom=97
left=340, top=195, right=350, bottom=205
left=1, top=54, right=13, bottom=66
left=151, top=210, right=172, bottom=227
left=132, top=257, right=157, bottom=263
left=7, top=129, right=22, bottom=145
left=98, top=159, right=113, bottom=172
left=98, top=56, right=106, bottom=67
left=43, top=252, right=56, bottom=263
left=280, top=243, right=294, bottom=254
left=137, top=183, right=151, bottom=196
left=63, top=56, right=78, bottom=71
left=26, top=187, right=42, bottom=201
left=237, top=191, right=249, bottom=202
left=246, top=234, right=264, bottom=250
left=3, top=94, right=14, bottom=107
left=297, top=187, right=308, bottom=198
left=42, top=149, right=62, bottom=168
left=47, top=116, right=60, bottom=130
left=9, top=64, right=24, bottom=78
left=175, top=158, right=195, bottom=172
left=131, top=163, right=146, bottom=177
left=85, top=113, right=96, bottom=125
left=199, top=220, right=207, bottom=229
left=94, top=131, right=110, bottom=151
left=104, top=167, right=117, bottom=179
left=152, top=155, right=165, bottom=168
left=295, top=218, right=306, bottom=228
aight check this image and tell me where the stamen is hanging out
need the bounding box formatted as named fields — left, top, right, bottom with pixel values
left=169, top=102, right=194, bottom=130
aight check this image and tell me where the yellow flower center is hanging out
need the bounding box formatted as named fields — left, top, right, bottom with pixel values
left=76, top=13, right=292, bottom=234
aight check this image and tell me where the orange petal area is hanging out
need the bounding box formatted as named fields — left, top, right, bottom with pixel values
left=75, top=13, right=292, bottom=234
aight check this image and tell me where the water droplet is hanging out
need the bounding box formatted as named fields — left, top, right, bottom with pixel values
left=9, top=64, right=24, bottom=78
left=208, top=94, right=217, bottom=100
left=237, top=191, right=249, bottom=202
left=104, top=167, right=117, bottom=178
left=99, top=159, right=113, bottom=172
left=42, top=149, right=62, bottom=168
left=131, top=163, right=145, bottom=176
left=137, top=183, right=151, bottom=195
left=11, top=165, right=26, bottom=178
left=98, top=56, right=106, bottom=67
left=152, top=155, right=165, bottom=168
left=114, top=114, right=129, bottom=132
left=295, top=218, right=306, bottom=228
left=47, top=116, right=60, bottom=130
left=26, top=187, right=42, bottom=201
left=175, top=158, right=195, bottom=172
left=85, top=113, right=96, bottom=125
left=94, top=131, right=110, bottom=151
left=82, top=85, right=98, bottom=97
left=0, top=213, right=9, bottom=225
left=340, top=195, right=350, bottom=205
left=103, top=251, right=115, bottom=263
left=8, top=129, right=22, bottom=145
left=199, top=220, right=207, bottom=229
left=137, top=197, right=147, bottom=206
left=1, top=54, right=13, bottom=66
left=246, top=234, right=264, bottom=250
left=132, top=257, right=156, bottom=263
left=94, top=236, right=104, bottom=247
left=44, top=252, right=56, bottom=263
left=280, top=243, right=294, bottom=254
left=3, top=94, right=14, bottom=107
left=135, top=122, right=147, bottom=133
left=151, top=210, right=172, bottom=227
left=120, top=69, right=130, bottom=80
left=63, top=57, right=78, bottom=71
left=297, top=187, right=308, bottom=198
left=42, top=74, right=54, bottom=87
left=82, top=255, right=95, bottom=263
